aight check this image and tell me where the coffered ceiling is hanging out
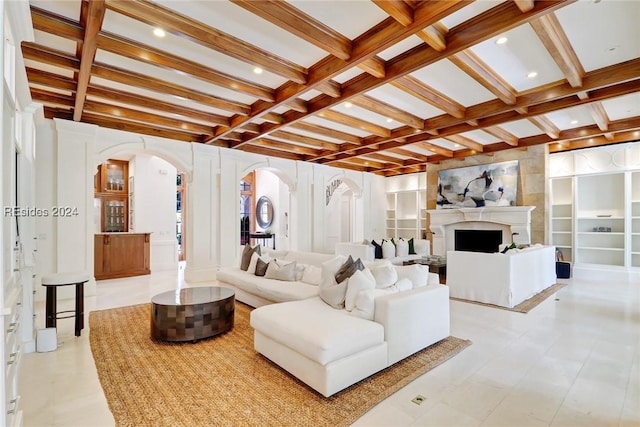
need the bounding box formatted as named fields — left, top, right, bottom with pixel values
left=21, top=0, right=640, bottom=175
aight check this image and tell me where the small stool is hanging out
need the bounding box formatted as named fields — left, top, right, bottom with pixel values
left=41, top=272, right=90, bottom=337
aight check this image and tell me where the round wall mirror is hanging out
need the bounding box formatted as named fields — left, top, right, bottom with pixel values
left=256, top=196, right=274, bottom=229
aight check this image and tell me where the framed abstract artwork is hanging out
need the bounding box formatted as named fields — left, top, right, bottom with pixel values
left=437, top=160, right=520, bottom=209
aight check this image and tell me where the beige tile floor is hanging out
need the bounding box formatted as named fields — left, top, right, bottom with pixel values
left=19, top=265, right=640, bottom=427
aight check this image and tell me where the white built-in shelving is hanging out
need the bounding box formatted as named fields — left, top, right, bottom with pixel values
left=632, top=171, right=640, bottom=268
left=385, top=173, right=426, bottom=240
left=549, top=142, right=640, bottom=281
left=550, top=177, right=573, bottom=262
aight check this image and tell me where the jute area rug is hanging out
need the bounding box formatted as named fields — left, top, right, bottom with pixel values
left=89, top=302, right=471, bottom=427
left=451, top=282, right=567, bottom=313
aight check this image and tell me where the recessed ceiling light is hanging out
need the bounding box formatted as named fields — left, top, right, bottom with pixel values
left=253, top=67, right=263, bottom=74
left=453, top=143, right=460, bottom=148
left=386, top=118, right=393, bottom=123
left=570, top=120, right=578, bottom=125
left=527, top=71, right=538, bottom=78
left=344, top=102, right=353, bottom=108
left=496, top=37, right=508, bottom=45
left=153, top=28, right=166, bottom=38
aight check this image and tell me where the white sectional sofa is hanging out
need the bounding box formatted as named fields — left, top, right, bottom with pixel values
left=446, top=245, right=557, bottom=308
left=216, top=248, right=450, bottom=397
left=251, top=284, right=449, bottom=397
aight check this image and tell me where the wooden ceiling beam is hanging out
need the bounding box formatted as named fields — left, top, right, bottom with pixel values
left=231, top=0, right=352, bottom=60
left=86, top=85, right=230, bottom=126
left=80, top=111, right=206, bottom=142
left=372, top=0, right=414, bottom=26
left=444, top=134, right=484, bottom=152
left=450, top=49, right=517, bottom=105
left=106, top=0, right=307, bottom=84
left=254, top=138, right=324, bottom=156
left=91, top=62, right=250, bottom=115
left=513, top=0, right=535, bottom=13
left=412, top=141, right=453, bottom=157
left=30, top=6, right=276, bottom=101
left=238, top=144, right=305, bottom=161
left=528, top=115, right=561, bottom=139
left=361, top=152, right=406, bottom=166
left=269, top=130, right=341, bottom=150
left=351, top=95, right=424, bottom=129
left=587, top=101, right=610, bottom=131
left=391, top=75, right=466, bottom=118
left=25, top=67, right=77, bottom=92
left=530, top=12, right=584, bottom=88
left=315, top=110, right=391, bottom=138
left=315, top=80, right=341, bottom=98
left=73, top=0, right=106, bottom=121
left=212, top=0, right=470, bottom=142
left=358, top=57, right=386, bottom=78
left=483, top=126, right=519, bottom=146
left=416, top=23, right=448, bottom=51
left=285, top=99, right=308, bottom=113
left=324, top=55, right=637, bottom=163
left=289, top=122, right=363, bottom=145
left=387, top=147, right=429, bottom=161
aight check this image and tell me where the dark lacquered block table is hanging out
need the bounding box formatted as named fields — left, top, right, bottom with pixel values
left=150, top=286, right=235, bottom=342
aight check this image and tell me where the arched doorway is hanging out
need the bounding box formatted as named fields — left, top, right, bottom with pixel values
left=95, top=144, right=192, bottom=272
left=323, top=177, right=362, bottom=252
left=239, top=167, right=292, bottom=251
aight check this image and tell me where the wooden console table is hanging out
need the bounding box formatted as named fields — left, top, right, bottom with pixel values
left=94, top=232, right=150, bottom=280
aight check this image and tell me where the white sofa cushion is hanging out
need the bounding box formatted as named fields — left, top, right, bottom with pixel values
left=255, top=278, right=319, bottom=303
left=394, top=264, right=429, bottom=288
left=250, top=297, right=385, bottom=366
left=381, top=240, right=395, bottom=259
left=395, top=238, right=409, bottom=257
left=345, top=269, right=376, bottom=311
left=369, top=260, right=398, bottom=288
left=301, top=265, right=322, bottom=285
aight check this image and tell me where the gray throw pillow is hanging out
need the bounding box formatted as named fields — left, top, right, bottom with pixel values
left=335, top=257, right=364, bottom=284
left=255, top=258, right=269, bottom=277
left=264, top=259, right=297, bottom=281
left=334, top=255, right=354, bottom=283
left=240, top=244, right=261, bottom=271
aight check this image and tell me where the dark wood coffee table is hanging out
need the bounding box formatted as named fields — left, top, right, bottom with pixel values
left=150, top=286, right=235, bottom=342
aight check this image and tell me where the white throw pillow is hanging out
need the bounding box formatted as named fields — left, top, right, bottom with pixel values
left=394, top=264, right=429, bottom=288
left=369, top=260, right=398, bottom=288
left=350, top=287, right=399, bottom=320
left=301, top=265, right=322, bottom=285
left=395, top=238, right=409, bottom=257
left=318, top=255, right=348, bottom=309
left=413, top=239, right=430, bottom=256
left=381, top=239, right=395, bottom=259
left=345, top=268, right=376, bottom=311
left=394, top=277, right=413, bottom=292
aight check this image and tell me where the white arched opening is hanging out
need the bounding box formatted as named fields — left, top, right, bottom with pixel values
left=238, top=163, right=295, bottom=252
left=323, top=176, right=362, bottom=252
left=95, top=141, right=193, bottom=273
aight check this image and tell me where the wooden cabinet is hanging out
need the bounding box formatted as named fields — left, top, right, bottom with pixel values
left=94, top=233, right=150, bottom=280
left=95, top=160, right=129, bottom=232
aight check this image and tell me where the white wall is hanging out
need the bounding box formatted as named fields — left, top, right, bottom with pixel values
left=131, top=154, right=178, bottom=271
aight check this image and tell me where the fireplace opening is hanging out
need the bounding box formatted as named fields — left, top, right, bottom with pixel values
left=454, top=229, right=502, bottom=253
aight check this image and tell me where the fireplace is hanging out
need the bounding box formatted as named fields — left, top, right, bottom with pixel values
left=454, top=229, right=502, bottom=253
left=427, top=206, right=535, bottom=256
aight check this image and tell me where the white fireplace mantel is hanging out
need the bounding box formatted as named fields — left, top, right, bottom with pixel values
left=427, top=206, right=536, bottom=256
